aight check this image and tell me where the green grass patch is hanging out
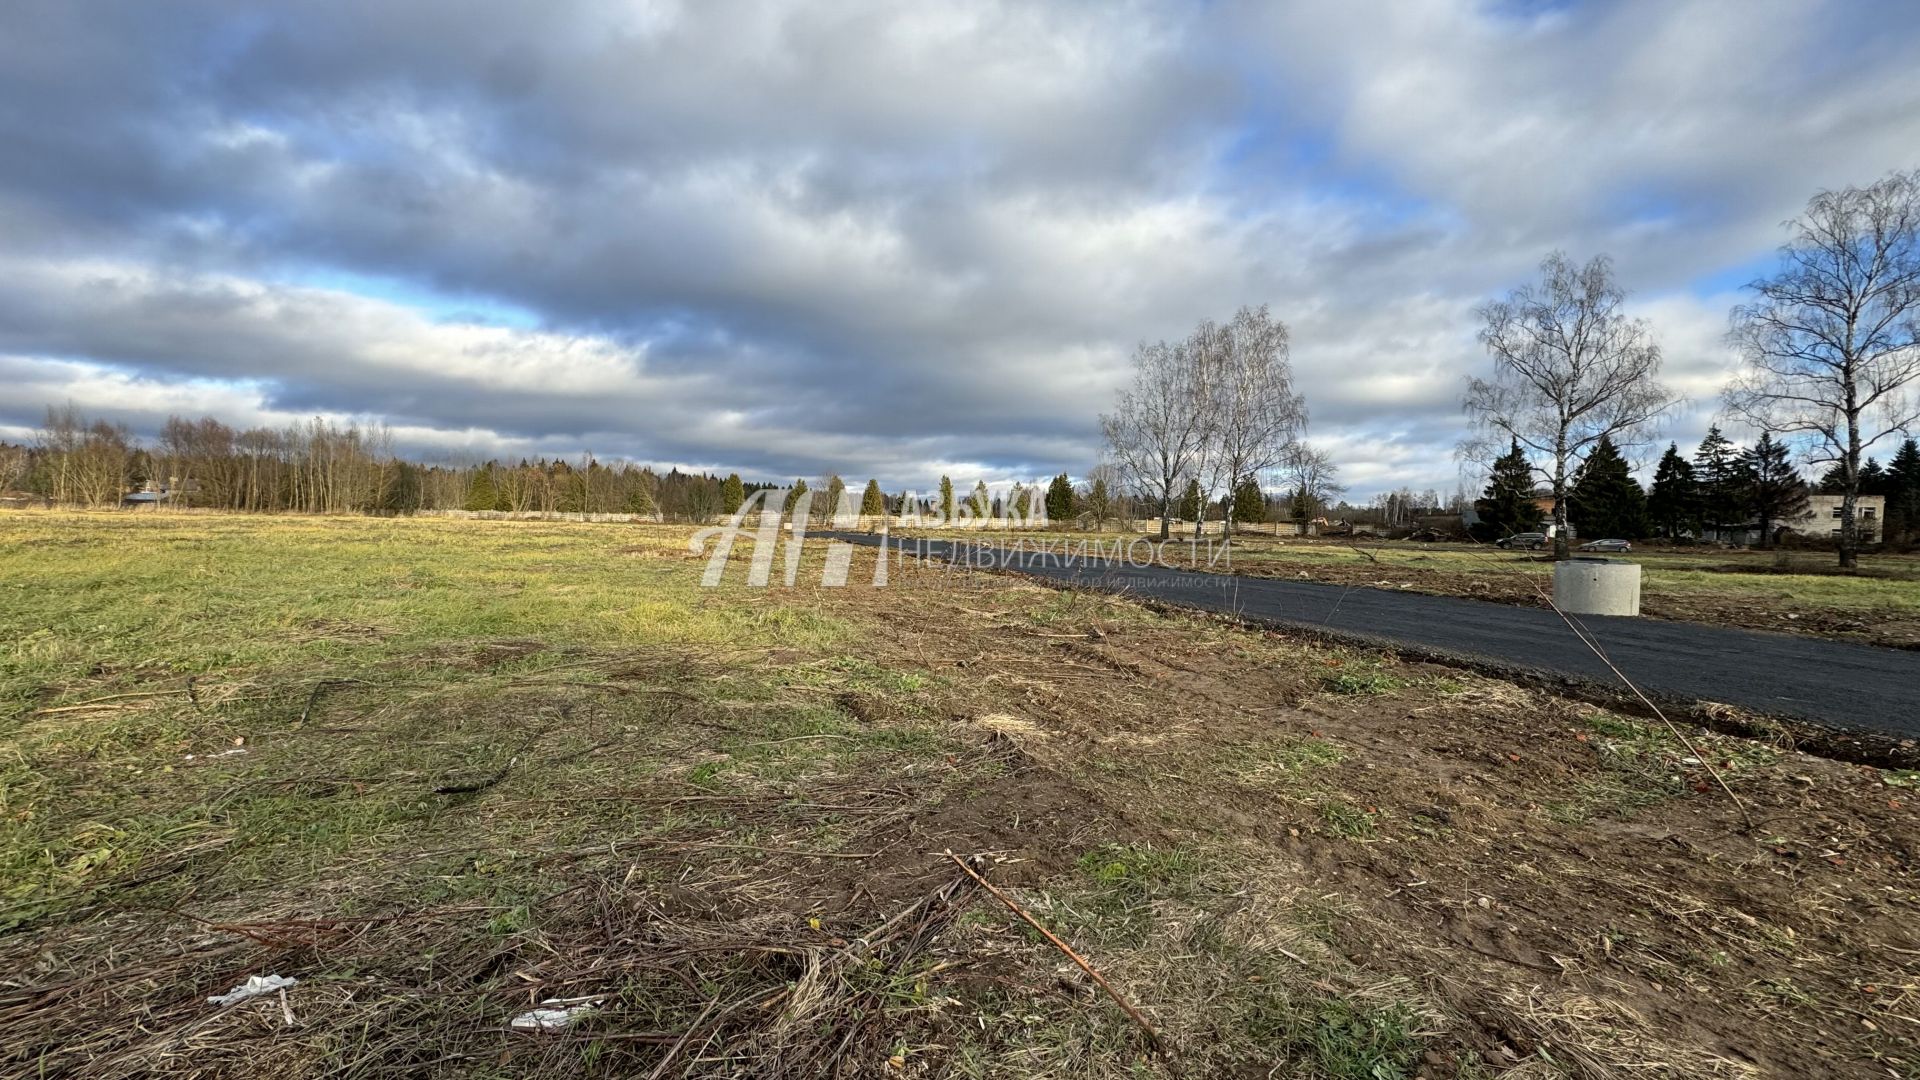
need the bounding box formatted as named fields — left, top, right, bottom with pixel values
left=1319, top=670, right=1406, bottom=696
left=1318, top=800, right=1379, bottom=841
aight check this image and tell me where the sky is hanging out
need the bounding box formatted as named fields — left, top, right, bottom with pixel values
left=4, top=0, right=1919, bottom=499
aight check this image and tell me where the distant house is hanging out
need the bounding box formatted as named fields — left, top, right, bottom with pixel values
left=1711, top=493, right=1885, bottom=547
left=1796, top=493, right=1885, bottom=542
left=1525, top=492, right=1576, bottom=540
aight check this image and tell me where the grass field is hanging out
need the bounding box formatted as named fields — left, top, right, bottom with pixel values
left=897, top=527, right=1920, bottom=650
left=3, top=512, right=1917, bottom=1078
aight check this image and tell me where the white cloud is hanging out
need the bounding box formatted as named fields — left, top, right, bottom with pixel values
left=3, top=0, right=1918, bottom=495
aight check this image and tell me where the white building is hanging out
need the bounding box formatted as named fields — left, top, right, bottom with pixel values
left=1793, top=493, right=1885, bottom=542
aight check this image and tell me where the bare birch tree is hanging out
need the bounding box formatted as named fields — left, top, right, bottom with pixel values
left=1280, top=444, right=1343, bottom=522
left=1102, top=337, right=1207, bottom=540
left=1465, top=252, right=1675, bottom=559
left=1201, top=305, right=1307, bottom=538
left=1726, top=171, right=1920, bottom=569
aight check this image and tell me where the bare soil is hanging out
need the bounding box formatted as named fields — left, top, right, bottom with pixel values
left=829, top=558, right=1920, bottom=1077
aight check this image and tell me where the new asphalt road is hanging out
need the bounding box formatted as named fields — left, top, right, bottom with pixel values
left=831, top=533, right=1920, bottom=740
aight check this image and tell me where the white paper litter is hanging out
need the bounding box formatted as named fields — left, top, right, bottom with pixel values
left=208, top=974, right=298, bottom=1006
left=510, top=998, right=603, bottom=1031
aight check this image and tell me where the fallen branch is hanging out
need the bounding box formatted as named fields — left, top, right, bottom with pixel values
left=942, top=851, right=1166, bottom=1054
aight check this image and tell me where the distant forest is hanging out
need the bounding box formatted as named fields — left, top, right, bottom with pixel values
left=0, top=407, right=778, bottom=521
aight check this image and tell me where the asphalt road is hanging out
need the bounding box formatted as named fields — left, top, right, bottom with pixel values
left=832, top=533, right=1920, bottom=740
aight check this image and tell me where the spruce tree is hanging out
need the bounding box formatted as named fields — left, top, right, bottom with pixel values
left=938, top=475, right=954, bottom=522
left=1474, top=440, right=1543, bottom=540
left=1085, top=475, right=1113, bottom=529
left=1568, top=434, right=1651, bottom=539
left=721, top=473, right=745, bottom=515
left=1647, top=443, right=1700, bottom=539
left=1045, top=473, right=1075, bottom=521
left=860, top=478, right=884, bottom=517
left=1740, top=433, right=1807, bottom=547
left=1693, top=426, right=1742, bottom=533
left=1858, top=458, right=1889, bottom=497
left=463, top=466, right=498, bottom=512
left=1885, top=438, right=1920, bottom=545
left=782, top=478, right=809, bottom=518
left=1232, top=474, right=1265, bottom=524
left=1177, top=477, right=1202, bottom=520
left=968, top=480, right=990, bottom=519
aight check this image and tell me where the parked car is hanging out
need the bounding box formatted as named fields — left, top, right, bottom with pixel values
left=1495, top=532, right=1547, bottom=550
left=1578, top=538, right=1632, bottom=553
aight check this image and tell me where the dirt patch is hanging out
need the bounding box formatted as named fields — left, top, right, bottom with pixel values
left=836, top=557, right=1920, bottom=1077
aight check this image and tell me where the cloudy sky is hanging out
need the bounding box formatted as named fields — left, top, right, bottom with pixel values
left=4, top=0, right=1919, bottom=498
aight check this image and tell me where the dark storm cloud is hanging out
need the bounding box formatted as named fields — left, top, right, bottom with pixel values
left=3, top=1, right=1919, bottom=492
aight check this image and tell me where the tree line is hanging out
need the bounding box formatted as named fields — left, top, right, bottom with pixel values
left=1462, top=170, right=1920, bottom=566
left=3, top=407, right=1146, bottom=529
left=1471, top=426, right=1920, bottom=548
left=1, top=406, right=783, bottom=522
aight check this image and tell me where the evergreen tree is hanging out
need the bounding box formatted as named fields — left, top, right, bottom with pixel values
left=721, top=473, right=745, bottom=515
left=1474, top=440, right=1543, bottom=540
left=1817, top=461, right=1849, bottom=494
left=1885, top=438, right=1920, bottom=545
left=860, top=478, right=884, bottom=517
left=1177, top=477, right=1202, bottom=520
left=1231, top=474, right=1265, bottom=524
left=1289, top=487, right=1313, bottom=524
left=1647, top=443, right=1700, bottom=539
left=1084, top=475, right=1114, bottom=529
left=1567, top=434, right=1651, bottom=539
left=1741, top=432, right=1807, bottom=548
left=1693, top=426, right=1743, bottom=532
left=782, top=478, right=808, bottom=518
left=1858, top=458, right=1890, bottom=497
left=968, top=480, right=990, bottom=519
left=1045, top=473, right=1075, bottom=521
left=1005, top=481, right=1027, bottom=522
left=938, top=475, right=954, bottom=522
left=383, top=461, right=422, bottom=514
left=463, top=466, right=498, bottom=512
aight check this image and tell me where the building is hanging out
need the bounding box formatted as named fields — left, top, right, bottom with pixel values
left=1712, top=493, right=1885, bottom=547
left=1797, top=493, right=1885, bottom=542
